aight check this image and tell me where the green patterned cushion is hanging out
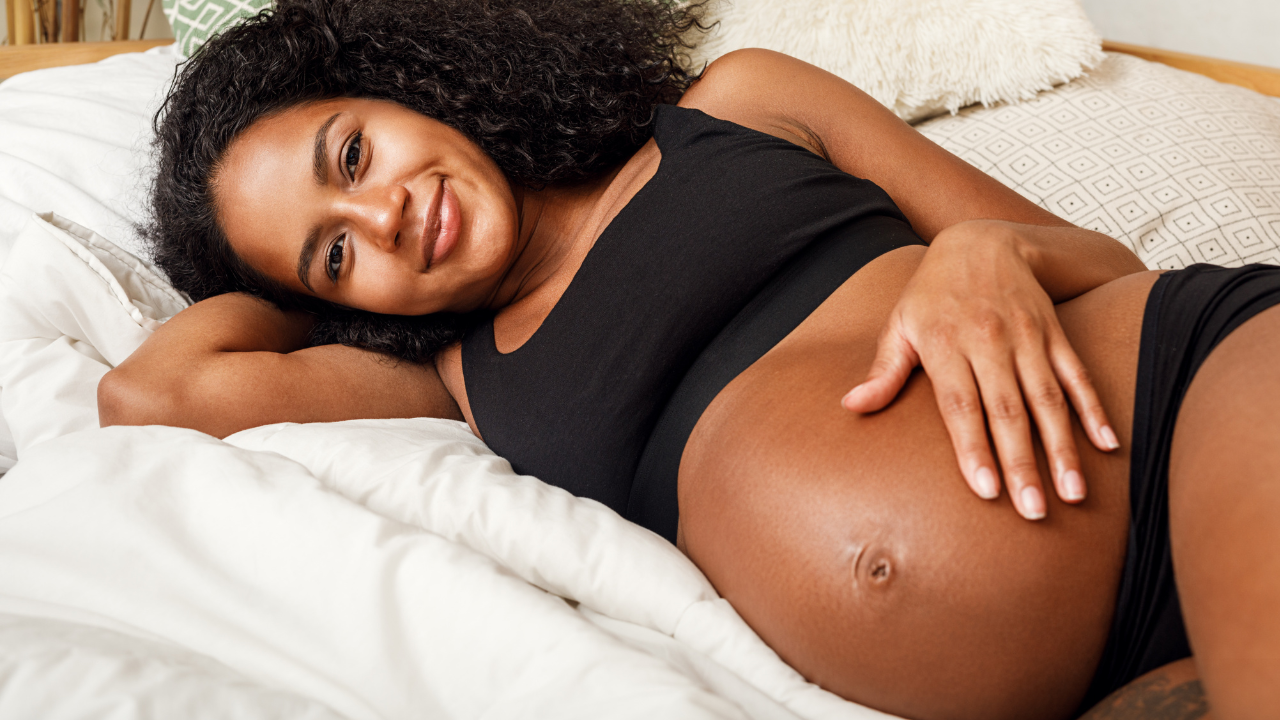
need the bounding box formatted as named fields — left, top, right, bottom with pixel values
left=162, top=0, right=272, bottom=58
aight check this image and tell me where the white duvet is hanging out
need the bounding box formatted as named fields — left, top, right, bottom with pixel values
left=0, top=47, right=893, bottom=720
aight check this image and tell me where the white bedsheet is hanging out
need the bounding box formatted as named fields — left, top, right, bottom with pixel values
left=0, top=422, right=773, bottom=720
left=0, top=613, right=346, bottom=720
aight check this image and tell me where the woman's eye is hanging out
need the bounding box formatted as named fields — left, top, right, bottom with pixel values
left=326, top=236, right=345, bottom=281
left=344, top=132, right=362, bottom=180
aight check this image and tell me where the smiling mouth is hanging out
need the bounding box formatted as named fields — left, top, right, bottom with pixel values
left=422, top=177, right=460, bottom=269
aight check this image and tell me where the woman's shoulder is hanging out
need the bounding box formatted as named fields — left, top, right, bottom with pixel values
left=677, top=49, right=830, bottom=161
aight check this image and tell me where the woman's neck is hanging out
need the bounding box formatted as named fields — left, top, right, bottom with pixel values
left=485, top=164, right=629, bottom=311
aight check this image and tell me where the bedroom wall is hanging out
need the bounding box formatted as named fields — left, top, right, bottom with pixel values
left=1, top=1, right=173, bottom=45
left=1080, top=0, right=1280, bottom=68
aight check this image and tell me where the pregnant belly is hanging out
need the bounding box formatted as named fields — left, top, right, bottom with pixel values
left=677, top=247, right=1153, bottom=720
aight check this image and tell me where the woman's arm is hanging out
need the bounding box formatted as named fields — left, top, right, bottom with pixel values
left=682, top=50, right=1148, bottom=517
left=98, top=293, right=462, bottom=439
left=682, top=48, right=1145, bottom=284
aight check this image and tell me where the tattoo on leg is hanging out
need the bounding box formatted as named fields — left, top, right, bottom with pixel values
left=1080, top=674, right=1209, bottom=720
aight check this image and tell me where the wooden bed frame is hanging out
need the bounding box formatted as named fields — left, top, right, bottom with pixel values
left=0, top=39, right=170, bottom=80
left=0, top=38, right=1278, bottom=96
left=1101, top=41, right=1280, bottom=98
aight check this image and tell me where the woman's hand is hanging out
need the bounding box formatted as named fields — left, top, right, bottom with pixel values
left=841, top=221, right=1122, bottom=519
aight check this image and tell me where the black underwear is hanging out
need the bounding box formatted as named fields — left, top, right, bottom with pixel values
left=627, top=215, right=923, bottom=542
left=1080, top=263, right=1280, bottom=713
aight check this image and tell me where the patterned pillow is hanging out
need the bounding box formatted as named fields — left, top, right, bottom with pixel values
left=916, top=53, right=1280, bottom=269
left=162, top=0, right=271, bottom=58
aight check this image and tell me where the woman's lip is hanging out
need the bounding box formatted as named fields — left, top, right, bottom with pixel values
left=430, top=178, right=460, bottom=267
left=420, top=179, right=443, bottom=271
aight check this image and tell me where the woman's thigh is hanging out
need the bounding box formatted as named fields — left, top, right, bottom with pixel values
left=678, top=249, right=1164, bottom=720
left=1170, top=303, right=1280, bottom=720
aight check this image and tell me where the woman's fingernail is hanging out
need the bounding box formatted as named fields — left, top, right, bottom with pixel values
left=1061, top=469, right=1085, bottom=501
left=1099, top=425, right=1120, bottom=451
left=975, top=467, right=999, bottom=499
left=842, top=385, right=863, bottom=407
left=1020, top=486, right=1046, bottom=519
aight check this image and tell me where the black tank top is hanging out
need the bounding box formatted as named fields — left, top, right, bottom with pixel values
left=461, top=104, right=916, bottom=524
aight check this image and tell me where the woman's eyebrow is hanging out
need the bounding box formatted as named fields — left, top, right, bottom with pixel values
left=297, top=224, right=323, bottom=292
left=313, top=112, right=341, bottom=185
left=297, top=111, right=344, bottom=292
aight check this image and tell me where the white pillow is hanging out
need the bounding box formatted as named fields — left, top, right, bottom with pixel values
left=686, top=0, right=1104, bottom=123
left=0, top=43, right=179, bottom=267
left=0, top=214, right=188, bottom=463
left=916, top=53, right=1280, bottom=268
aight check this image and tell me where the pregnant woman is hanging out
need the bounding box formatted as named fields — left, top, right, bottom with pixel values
left=99, top=1, right=1279, bottom=718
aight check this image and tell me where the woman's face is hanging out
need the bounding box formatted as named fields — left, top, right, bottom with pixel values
left=215, top=98, right=520, bottom=315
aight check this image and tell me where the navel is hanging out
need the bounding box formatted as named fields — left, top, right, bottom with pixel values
left=842, top=539, right=898, bottom=592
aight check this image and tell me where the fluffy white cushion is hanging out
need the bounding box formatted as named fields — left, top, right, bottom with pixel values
left=685, top=0, right=1104, bottom=123
left=916, top=53, right=1280, bottom=268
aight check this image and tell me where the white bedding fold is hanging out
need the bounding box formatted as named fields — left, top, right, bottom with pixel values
left=224, top=419, right=717, bottom=636
left=0, top=426, right=754, bottom=720
left=225, top=420, right=888, bottom=720
left=0, top=612, right=346, bottom=720
left=0, top=215, right=185, bottom=456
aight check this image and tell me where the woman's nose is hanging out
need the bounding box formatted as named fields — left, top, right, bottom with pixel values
left=345, top=184, right=409, bottom=253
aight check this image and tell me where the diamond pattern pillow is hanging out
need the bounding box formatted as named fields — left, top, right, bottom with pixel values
left=916, top=53, right=1280, bottom=269
left=162, top=0, right=271, bottom=58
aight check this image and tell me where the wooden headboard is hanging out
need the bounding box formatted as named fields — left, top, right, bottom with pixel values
left=0, top=40, right=171, bottom=81
left=1102, top=41, right=1280, bottom=98
left=0, top=38, right=1278, bottom=98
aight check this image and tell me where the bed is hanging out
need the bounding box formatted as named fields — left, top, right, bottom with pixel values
left=0, top=3, right=1278, bottom=718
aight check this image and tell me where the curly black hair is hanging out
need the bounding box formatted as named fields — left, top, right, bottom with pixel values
left=146, top=0, right=710, bottom=362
